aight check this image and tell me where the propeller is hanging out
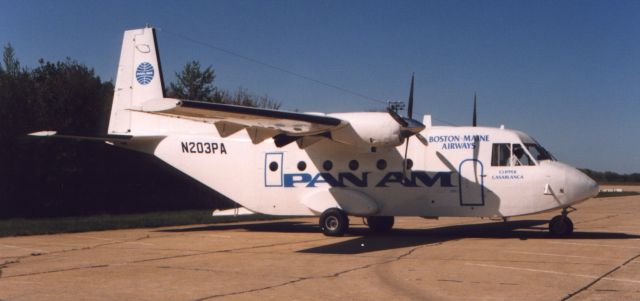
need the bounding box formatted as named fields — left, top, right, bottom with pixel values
left=472, top=93, right=477, bottom=127
left=471, top=93, right=480, bottom=184
left=387, top=73, right=426, bottom=183
left=408, top=74, right=414, bottom=120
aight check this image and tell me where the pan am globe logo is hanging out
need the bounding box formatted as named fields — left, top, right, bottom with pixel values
left=135, top=62, right=154, bottom=85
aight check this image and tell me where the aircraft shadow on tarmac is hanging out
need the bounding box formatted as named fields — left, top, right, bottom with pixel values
left=159, top=220, right=640, bottom=255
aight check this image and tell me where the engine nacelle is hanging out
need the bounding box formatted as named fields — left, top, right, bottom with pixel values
left=329, top=112, right=404, bottom=147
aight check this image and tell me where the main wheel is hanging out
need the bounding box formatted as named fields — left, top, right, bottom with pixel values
left=366, top=216, right=395, bottom=233
left=319, top=208, right=349, bottom=236
left=549, top=215, right=574, bottom=236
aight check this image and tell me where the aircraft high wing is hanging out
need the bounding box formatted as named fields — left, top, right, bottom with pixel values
left=131, top=97, right=425, bottom=150
left=131, top=98, right=347, bottom=146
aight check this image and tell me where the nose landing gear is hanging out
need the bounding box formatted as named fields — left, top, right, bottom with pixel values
left=549, top=207, right=575, bottom=236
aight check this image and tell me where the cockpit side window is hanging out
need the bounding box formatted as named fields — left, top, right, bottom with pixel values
left=512, top=144, right=534, bottom=166
left=492, top=143, right=536, bottom=166
left=491, top=143, right=511, bottom=166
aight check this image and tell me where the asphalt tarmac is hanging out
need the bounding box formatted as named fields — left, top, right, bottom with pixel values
left=1, top=187, right=639, bottom=300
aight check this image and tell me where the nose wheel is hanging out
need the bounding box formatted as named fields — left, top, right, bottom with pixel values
left=549, top=207, right=574, bottom=236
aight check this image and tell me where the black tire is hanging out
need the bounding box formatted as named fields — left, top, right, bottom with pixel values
left=319, top=208, right=349, bottom=236
left=366, top=216, right=395, bottom=233
left=549, top=215, right=574, bottom=236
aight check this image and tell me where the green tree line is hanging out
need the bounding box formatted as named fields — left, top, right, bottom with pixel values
left=580, top=169, right=640, bottom=184
left=0, top=44, right=276, bottom=218
left=168, top=60, right=280, bottom=109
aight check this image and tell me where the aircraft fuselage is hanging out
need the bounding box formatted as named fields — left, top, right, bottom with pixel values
left=125, top=112, right=598, bottom=219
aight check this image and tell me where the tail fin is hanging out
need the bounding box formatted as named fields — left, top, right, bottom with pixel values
left=108, top=27, right=165, bottom=134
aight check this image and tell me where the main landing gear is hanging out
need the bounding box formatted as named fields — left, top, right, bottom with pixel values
left=364, top=216, right=395, bottom=233
left=319, top=209, right=396, bottom=236
left=320, top=208, right=349, bottom=236
left=549, top=207, right=574, bottom=236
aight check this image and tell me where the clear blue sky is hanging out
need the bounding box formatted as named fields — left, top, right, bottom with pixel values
left=2, top=0, right=639, bottom=173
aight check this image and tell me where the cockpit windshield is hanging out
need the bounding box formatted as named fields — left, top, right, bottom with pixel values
left=516, top=133, right=556, bottom=162
left=524, top=143, right=555, bottom=161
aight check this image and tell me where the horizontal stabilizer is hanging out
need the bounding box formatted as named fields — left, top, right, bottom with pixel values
left=28, top=131, right=166, bottom=151
left=28, top=131, right=134, bottom=142
left=212, top=207, right=256, bottom=217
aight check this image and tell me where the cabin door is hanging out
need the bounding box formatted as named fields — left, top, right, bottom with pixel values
left=459, top=159, right=485, bottom=206
left=264, top=153, right=283, bottom=187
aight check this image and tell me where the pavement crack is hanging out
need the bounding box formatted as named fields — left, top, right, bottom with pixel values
left=1, top=236, right=329, bottom=279
left=0, top=259, right=21, bottom=278
left=0, top=234, right=156, bottom=277
left=2, top=264, right=109, bottom=279
left=4, top=234, right=156, bottom=263
left=465, top=258, right=611, bottom=267
left=132, top=238, right=330, bottom=264
left=0, top=260, right=18, bottom=278
left=157, top=266, right=231, bottom=274
left=561, top=252, right=640, bottom=300
left=192, top=243, right=426, bottom=300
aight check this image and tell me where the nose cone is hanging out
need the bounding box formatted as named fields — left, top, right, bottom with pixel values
left=587, top=178, right=600, bottom=198
left=566, top=168, right=600, bottom=203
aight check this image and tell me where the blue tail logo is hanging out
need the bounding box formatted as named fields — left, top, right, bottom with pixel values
left=135, top=62, right=154, bottom=85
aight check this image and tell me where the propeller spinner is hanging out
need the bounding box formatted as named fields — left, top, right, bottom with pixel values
left=386, top=74, right=425, bottom=136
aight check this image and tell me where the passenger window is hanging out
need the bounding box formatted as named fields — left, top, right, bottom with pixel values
left=491, top=144, right=511, bottom=166
left=349, top=160, right=359, bottom=171
left=512, top=144, right=534, bottom=166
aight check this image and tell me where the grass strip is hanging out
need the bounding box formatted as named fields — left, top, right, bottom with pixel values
left=0, top=210, right=279, bottom=237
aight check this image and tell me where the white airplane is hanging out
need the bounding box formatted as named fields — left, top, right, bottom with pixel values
left=32, top=27, right=599, bottom=237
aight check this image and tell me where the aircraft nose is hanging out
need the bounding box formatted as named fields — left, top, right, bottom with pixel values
left=566, top=168, right=599, bottom=203
left=587, top=177, right=600, bottom=198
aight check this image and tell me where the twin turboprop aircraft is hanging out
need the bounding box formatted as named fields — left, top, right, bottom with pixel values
left=32, top=27, right=599, bottom=236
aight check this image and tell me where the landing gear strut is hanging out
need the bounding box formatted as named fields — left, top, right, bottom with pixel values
left=549, top=207, right=574, bottom=236
left=319, top=208, right=349, bottom=236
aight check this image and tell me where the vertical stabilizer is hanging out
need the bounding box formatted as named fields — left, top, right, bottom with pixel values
left=108, top=27, right=165, bottom=134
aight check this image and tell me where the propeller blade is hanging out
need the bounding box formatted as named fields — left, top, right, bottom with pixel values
left=416, top=133, right=428, bottom=146
left=407, top=73, right=415, bottom=119
left=436, top=151, right=457, bottom=173
left=387, top=107, right=409, bottom=127
left=473, top=138, right=480, bottom=183
left=388, top=73, right=426, bottom=133
left=402, top=137, right=410, bottom=183
left=472, top=93, right=479, bottom=179
left=472, top=93, right=477, bottom=127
